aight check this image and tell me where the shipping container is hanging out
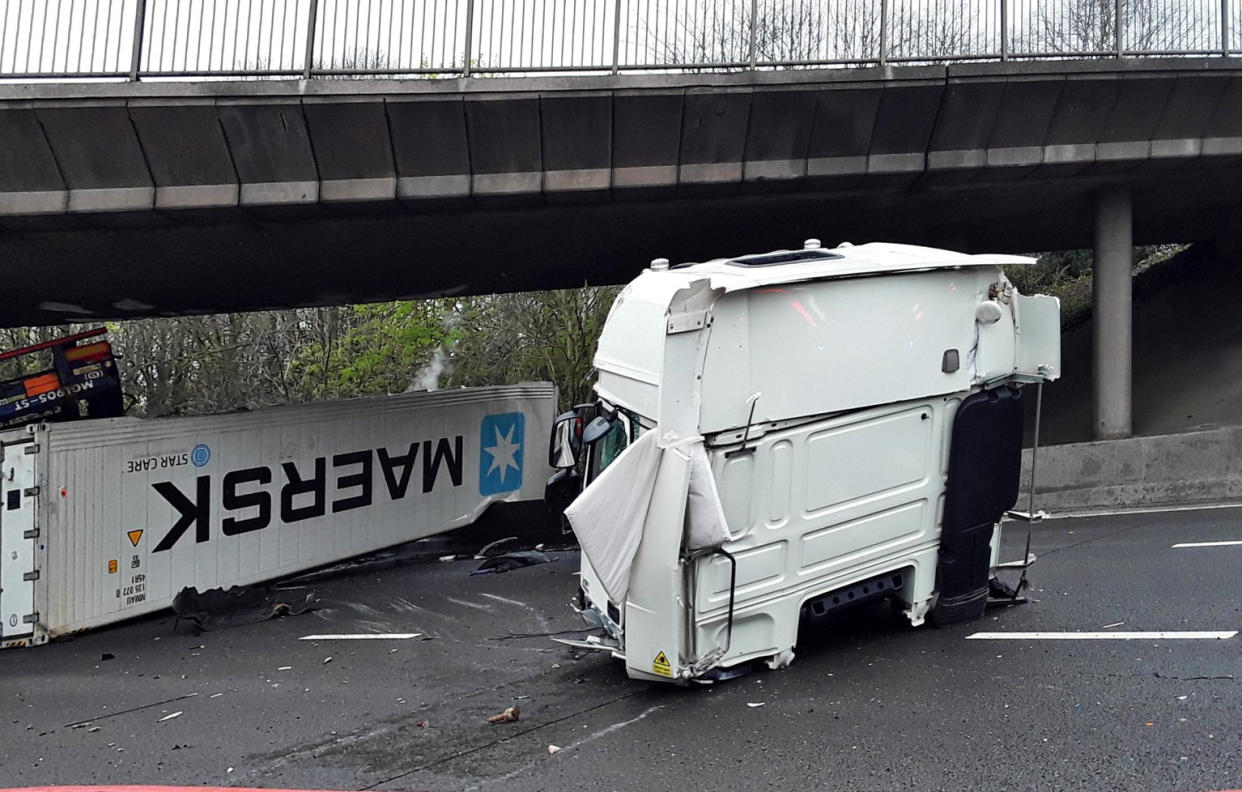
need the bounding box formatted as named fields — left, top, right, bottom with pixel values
left=0, top=383, right=555, bottom=648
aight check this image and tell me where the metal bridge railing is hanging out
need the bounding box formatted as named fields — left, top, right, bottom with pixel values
left=0, top=0, right=1239, bottom=82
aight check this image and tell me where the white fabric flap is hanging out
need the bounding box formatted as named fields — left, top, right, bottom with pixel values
left=564, top=430, right=662, bottom=604
left=685, top=441, right=732, bottom=550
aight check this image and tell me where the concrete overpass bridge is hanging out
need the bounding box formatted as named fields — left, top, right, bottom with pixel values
left=3, top=0, right=1242, bottom=438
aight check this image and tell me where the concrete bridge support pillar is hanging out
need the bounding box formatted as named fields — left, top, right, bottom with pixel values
left=1092, top=186, right=1133, bottom=440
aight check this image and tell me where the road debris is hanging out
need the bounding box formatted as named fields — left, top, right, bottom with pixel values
left=547, top=744, right=562, bottom=754
left=158, top=712, right=183, bottom=722
left=100, top=653, right=115, bottom=661
left=746, top=702, right=765, bottom=708
left=472, top=550, right=551, bottom=575
left=488, top=706, right=521, bottom=724
left=1102, top=621, right=1126, bottom=629
left=172, top=585, right=320, bottom=632
left=323, top=656, right=333, bottom=665
left=416, top=720, right=429, bottom=728
left=475, top=536, right=518, bottom=558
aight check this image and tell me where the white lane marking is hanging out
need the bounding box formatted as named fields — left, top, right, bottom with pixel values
left=1172, top=540, right=1242, bottom=548
left=298, top=633, right=422, bottom=640
left=967, top=631, right=1237, bottom=640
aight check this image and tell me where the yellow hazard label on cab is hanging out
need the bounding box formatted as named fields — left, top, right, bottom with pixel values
left=652, top=651, right=672, bottom=677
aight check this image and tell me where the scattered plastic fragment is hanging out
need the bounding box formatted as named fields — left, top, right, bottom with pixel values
left=323, top=656, right=333, bottom=665
left=416, top=720, right=429, bottom=728
left=547, top=744, right=562, bottom=754
left=475, top=536, right=518, bottom=559
left=1177, top=695, right=1188, bottom=701
left=439, top=555, right=457, bottom=563
left=472, top=550, right=551, bottom=575
left=1102, top=621, right=1125, bottom=629
left=488, top=706, right=521, bottom=724
left=100, top=653, right=115, bottom=661
left=747, top=702, right=765, bottom=708
left=277, top=666, right=292, bottom=671
left=88, top=726, right=101, bottom=733
left=158, top=712, right=182, bottom=722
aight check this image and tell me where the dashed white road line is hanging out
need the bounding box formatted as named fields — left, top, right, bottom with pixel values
left=1172, top=540, right=1242, bottom=549
left=967, top=631, right=1237, bottom=640
left=298, top=633, right=422, bottom=640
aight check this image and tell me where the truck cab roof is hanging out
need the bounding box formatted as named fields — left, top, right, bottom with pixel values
left=662, top=241, right=1034, bottom=292
left=593, top=241, right=1050, bottom=434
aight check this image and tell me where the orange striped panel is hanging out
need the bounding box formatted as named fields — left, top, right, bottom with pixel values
left=23, top=372, right=60, bottom=396
left=66, top=341, right=111, bottom=361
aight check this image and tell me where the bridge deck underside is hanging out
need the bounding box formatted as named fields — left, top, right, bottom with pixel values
left=1, top=59, right=1241, bottom=325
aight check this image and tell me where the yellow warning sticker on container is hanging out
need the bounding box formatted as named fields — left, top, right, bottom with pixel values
left=652, top=651, right=672, bottom=677
left=127, top=529, right=143, bottom=547
left=108, top=559, right=118, bottom=574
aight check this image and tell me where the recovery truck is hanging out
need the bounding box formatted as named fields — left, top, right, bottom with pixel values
left=0, top=328, right=125, bottom=430
left=546, top=240, right=1060, bottom=684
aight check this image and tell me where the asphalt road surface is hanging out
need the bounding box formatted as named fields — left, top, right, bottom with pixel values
left=4, top=506, right=1242, bottom=792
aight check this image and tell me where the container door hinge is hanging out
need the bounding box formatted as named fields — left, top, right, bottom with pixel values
left=23, top=444, right=39, bottom=455
left=22, top=486, right=39, bottom=497
left=22, top=528, right=39, bottom=539
left=22, top=570, right=39, bottom=582
left=22, top=612, right=38, bottom=624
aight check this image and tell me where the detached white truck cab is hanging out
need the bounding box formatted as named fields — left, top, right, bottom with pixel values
left=547, top=241, right=1060, bottom=684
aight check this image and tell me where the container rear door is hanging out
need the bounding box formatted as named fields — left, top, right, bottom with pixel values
left=0, top=438, right=37, bottom=641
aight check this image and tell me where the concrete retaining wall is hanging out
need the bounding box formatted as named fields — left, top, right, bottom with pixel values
left=1019, top=426, right=1242, bottom=513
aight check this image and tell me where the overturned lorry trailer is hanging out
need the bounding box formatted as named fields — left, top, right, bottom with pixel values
left=551, top=242, right=1060, bottom=683
left=0, top=383, right=554, bottom=648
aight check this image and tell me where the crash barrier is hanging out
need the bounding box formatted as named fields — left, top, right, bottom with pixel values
left=1019, top=425, right=1242, bottom=513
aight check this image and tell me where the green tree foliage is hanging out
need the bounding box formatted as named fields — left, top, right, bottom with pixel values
left=1009, top=244, right=1190, bottom=328
left=286, top=301, right=455, bottom=401
left=445, top=286, right=621, bottom=410
left=0, top=285, right=619, bottom=418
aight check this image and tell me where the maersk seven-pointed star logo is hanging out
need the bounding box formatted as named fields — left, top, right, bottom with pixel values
left=479, top=412, right=525, bottom=495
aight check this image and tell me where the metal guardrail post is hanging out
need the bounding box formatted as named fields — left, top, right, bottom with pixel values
left=302, top=0, right=319, bottom=78
left=879, top=0, right=888, bottom=65
left=463, top=0, right=474, bottom=76
left=1115, top=0, right=1123, bottom=56
left=611, top=0, right=622, bottom=74
left=128, top=0, right=147, bottom=81
left=748, top=0, right=758, bottom=69
left=1000, top=0, right=1008, bottom=61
